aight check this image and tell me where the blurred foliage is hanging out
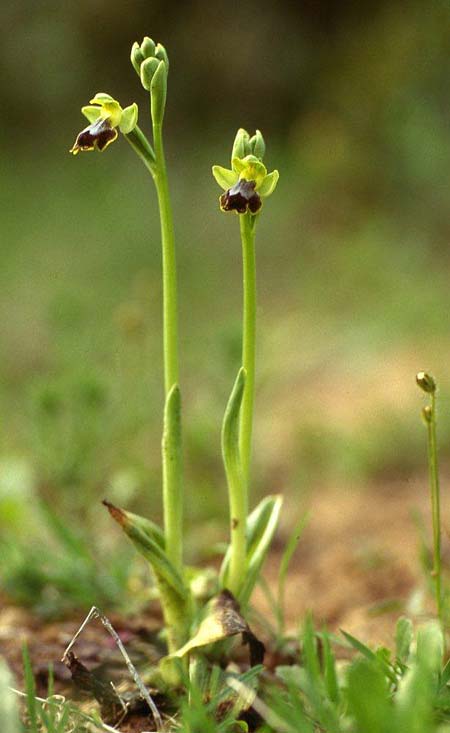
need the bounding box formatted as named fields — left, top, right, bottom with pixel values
left=2, top=0, right=450, bottom=608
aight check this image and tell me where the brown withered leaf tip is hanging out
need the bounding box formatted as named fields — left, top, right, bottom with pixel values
left=102, top=499, right=126, bottom=526
left=64, top=651, right=123, bottom=722
left=220, top=179, right=262, bottom=214
left=217, top=590, right=265, bottom=666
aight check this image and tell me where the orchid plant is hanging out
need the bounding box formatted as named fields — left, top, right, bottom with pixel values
left=70, top=37, right=281, bottom=679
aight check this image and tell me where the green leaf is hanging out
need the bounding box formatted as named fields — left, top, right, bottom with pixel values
left=103, top=500, right=185, bottom=599
left=22, top=644, right=38, bottom=733
left=322, top=631, right=339, bottom=704
left=278, top=512, right=309, bottom=609
left=221, top=368, right=245, bottom=501
left=162, top=384, right=183, bottom=571
left=258, top=169, right=279, bottom=197
left=416, top=621, right=443, bottom=674
left=220, top=494, right=283, bottom=598
left=119, top=103, right=138, bottom=134
left=395, top=616, right=413, bottom=664
left=346, top=658, right=391, bottom=732
left=212, top=165, right=238, bottom=190
left=239, top=494, right=283, bottom=606
left=341, top=629, right=397, bottom=684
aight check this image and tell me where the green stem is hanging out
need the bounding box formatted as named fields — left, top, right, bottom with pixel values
left=152, top=122, right=179, bottom=394
left=152, top=120, right=183, bottom=581
left=239, top=213, right=257, bottom=495
left=427, top=392, right=442, bottom=622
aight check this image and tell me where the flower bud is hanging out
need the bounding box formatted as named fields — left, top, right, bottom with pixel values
left=416, top=371, right=436, bottom=394
left=150, top=60, right=167, bottom=125
left=130, top=42, right=145, bottom=75
left=140, top=57, right=160, bottom=91
left=232, top=129, right=251, bottom=160
left=155, top=43, right=169, bottom=69
left=249, top=129, right=265, bottom=159
left=141, top=36, right=156, bottom=58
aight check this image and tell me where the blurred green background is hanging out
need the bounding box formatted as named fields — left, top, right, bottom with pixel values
left=2, top=0, right=450, bottom=614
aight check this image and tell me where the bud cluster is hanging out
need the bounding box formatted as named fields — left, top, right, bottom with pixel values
left=131, top=37, right=169, bottom=124
left=416, top=371, right=436, bottom=395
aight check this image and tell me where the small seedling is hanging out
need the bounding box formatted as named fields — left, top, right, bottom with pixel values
left=416, top=371, right=443, bottom=622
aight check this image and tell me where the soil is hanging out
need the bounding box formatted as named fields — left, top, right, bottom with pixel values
left=1, top=476, right=448, bottom=729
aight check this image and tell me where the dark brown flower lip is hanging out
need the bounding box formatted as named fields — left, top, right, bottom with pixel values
left=220, top=178, right=262, bottom=214
left=70, top=117, right=118, bottom=154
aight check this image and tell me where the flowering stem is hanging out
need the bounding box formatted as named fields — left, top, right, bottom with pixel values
left=426, top=392, right=442, bottom=623
left=239, top=212, right=257, bottom=495
left=151, top=119, right=184, bottom=585
left=152, top=122, right=180, bottom=395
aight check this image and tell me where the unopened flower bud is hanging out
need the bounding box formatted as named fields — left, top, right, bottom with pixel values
left=155, top=43, right=169, bottom=69
left=130, top=42, right=145, bottom=75
left=140, top=57, right=160, bottom=91
left=416, top=371, right=436, bottom=394
left=141, top=36, right=156, bottom=58
left=249, top=130, right=265, bottom=159
left=232, top=129, right=251, bottom=161
left=150, top=60, right=167, bottom=125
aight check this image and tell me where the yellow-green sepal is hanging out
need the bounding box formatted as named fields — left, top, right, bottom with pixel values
left=119, top=103, right=138, bottom=134
left=212, top=165, right=238, bottom=190
left=81, top=105, right=102, bottom=123
left=258, top=169, right=279, bottom=197
left=89, top=93, right=122, bottom=127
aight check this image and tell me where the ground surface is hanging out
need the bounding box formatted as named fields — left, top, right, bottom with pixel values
left=2, top=477, right=446, bottom=693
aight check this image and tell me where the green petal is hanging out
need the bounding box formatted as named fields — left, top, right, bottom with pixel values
left=232, top=156, right=267, bottom=186
left=212, top=165, right=238, bottom=190
left=89, top=92, right=117, bottom=105
left=257, top=169, right=279, bottom=197
left=81, top=105, right=102, bottom=123
left=119, top=102, right=138, bottom=134
left=89, top=93, right=122, bottom=127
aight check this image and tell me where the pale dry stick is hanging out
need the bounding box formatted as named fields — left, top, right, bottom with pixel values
left=61, top=606, right=163, bottom=731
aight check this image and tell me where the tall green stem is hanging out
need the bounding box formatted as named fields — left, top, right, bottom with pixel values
left=153, top=122, right=179, bottom=395
left=152, top=120, right=183, bottom=578
left=239, top=212, right=257, bottom=495
left=427, top=392, right=442, bottom=622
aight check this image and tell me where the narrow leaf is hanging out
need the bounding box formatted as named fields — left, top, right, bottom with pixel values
left=103, top=500, right=185, bottom=599
left=239, top=494, right=283, bottom=607
left=395, top=616, right=413, bottom=664
left=22, top=644, right=38, bottom=733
